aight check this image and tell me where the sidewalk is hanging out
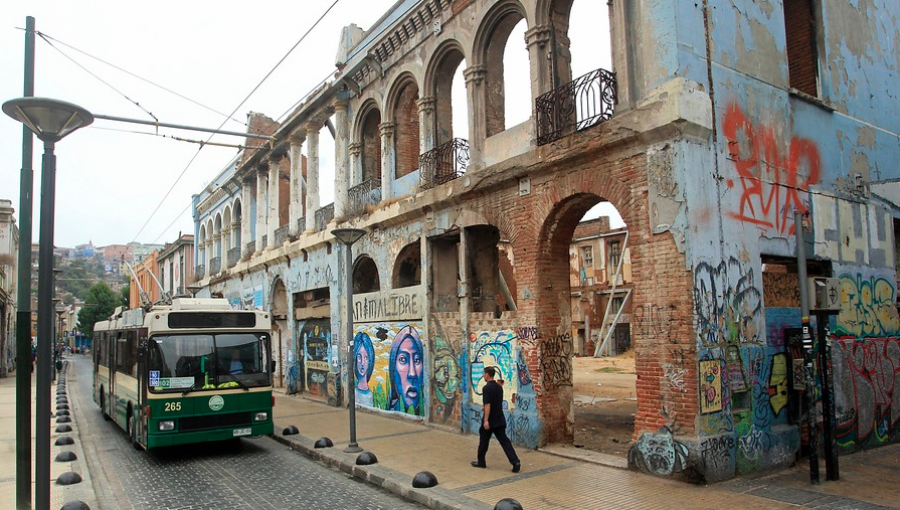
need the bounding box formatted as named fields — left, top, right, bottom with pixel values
left=0, top=359, right=97, bottom=510
left=272, top=390, right=900, bottom=510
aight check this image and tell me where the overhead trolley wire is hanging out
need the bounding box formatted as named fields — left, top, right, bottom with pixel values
left=130, top=0, right=343, bottom=244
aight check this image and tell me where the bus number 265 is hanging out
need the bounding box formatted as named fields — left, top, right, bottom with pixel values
left=164, top=402, right=182, bottom=412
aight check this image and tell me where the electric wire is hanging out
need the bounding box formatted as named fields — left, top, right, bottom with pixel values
left=35, top=31, right=246, bottom=128
left=38, top=32, right=158, bottom=123
left=129, top=0, right=343, bottom=245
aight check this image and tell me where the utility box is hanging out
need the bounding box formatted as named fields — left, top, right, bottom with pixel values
left=808, top=277, right=841, bottom=311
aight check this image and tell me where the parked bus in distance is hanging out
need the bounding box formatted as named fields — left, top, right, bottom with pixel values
left=93, top=298, right=274, bottom=449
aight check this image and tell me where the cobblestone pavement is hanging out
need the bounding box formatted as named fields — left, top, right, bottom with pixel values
left=67, top=356, right=425, bottom=510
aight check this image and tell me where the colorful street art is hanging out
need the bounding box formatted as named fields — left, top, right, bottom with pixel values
left=722, top=103, right=821, bottom=236
left=469, top=329, right=518, bottom=410
left=628, top=426, right=690, bottom=477
left=835, top=274, right=900, bottom=338
left=432, top=335, right=461, bottom=421
left=768, top=353, right=788, bottom=416
left=298, top=319, right=332, bottom=399
left=694, top=257, right=762, bottom=347
left=700, top=359, right=723, bottom=414
left=353, top=323, right=425, bottom=417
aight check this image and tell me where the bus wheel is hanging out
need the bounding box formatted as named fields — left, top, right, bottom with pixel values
left=127, top=408, right=141, bottom=450
left=100, top=388, right=111, bottom=421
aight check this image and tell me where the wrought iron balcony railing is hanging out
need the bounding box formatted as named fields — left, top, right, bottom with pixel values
left=419, top=138, right=470, bottom=191
left=315, top=203, right=335, bottom=232
left=535, top=67, right=617, bottom=146
left=194, top=265, right=205, bottom=281
left=349, top=179, right=382, bottom=217
left=227, top=247, right=241, bottom=268
left=274, top=225, right=290, bottom=247
left=209, top=257, right=221, bottom=276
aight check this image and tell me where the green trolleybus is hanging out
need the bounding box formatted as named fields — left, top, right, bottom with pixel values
left=93, top=298, right=275, bottom=449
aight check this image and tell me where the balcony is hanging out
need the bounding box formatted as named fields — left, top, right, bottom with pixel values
left=209, top=257, right=221, bottom=276
left=274, top=225, right=290, bottom=247
left=261, top=235, right=268, bottom=250
left=419, top=138, right=469, bottom=191
left=315, top=203, right=335, bottom=232
left=297, top=217, right=305, bottom=234
left=194, top=265, right=205, bottom=281
left=244, top=241, right=255, bottom=258
left=227, top=247, right=241, bottom=268
left=349, top=179, right=382, bottom=217
left=535, top=67, right=617, bottom=146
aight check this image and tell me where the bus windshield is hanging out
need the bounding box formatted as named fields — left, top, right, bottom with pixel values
left=148, top=333, right=271, bottom=392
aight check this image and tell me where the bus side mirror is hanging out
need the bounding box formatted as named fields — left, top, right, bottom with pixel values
left=270, top=360, right=277, bottom=372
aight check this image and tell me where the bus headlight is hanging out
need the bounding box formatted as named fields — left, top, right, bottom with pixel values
left=253, top=412, right=268, bottom=422
left=159, top=420, right=175, bottom=431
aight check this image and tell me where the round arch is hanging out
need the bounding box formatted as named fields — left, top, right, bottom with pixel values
left=352, top=254, right=380, bottom=294
left=385, top=72, right=421, bottom=178
left=392, top=241, right=421, bottom=289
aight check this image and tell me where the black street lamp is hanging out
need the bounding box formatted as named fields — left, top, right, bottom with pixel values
left=332, top=227, right=367, bottom=453
left=3, top=96, right=93, bottom=510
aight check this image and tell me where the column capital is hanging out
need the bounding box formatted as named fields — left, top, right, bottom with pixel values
left=267, top=152, right=283, bottom=167
left=304, top=121, right=322, bottom=135
left=525, top=24, right=553, bottom=48
left=289, top=130, right=306, bottom=145
left=463, top=65, right=487, bottom=86
left=417, top=96, right=436, bottom=114
left=349, top=142, right=362, bottom=157
left=378, top=121, right=395, bottom=138
left=256, top=164, right=269, bottom=176
left=241, top=172, right=256, bottom=185
left=332, top=97, right=349, bottom=111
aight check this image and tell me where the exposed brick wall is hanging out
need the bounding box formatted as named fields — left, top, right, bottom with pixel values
left=395, top=84, right=420, bottom=177
left=278, top=158, right=289, bottom=227
left=362, top=111, right=381, bottom=181
left=243, top=113, right=279, bottom=167
left=784, top=0, right=818, bottom=96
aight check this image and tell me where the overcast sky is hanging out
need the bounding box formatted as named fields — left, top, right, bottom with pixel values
left=1, top=0, right=615, bottom=249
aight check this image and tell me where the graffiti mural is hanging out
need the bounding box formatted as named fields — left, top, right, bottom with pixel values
left=833, top=336, right=900, bottom=448
left=700, top=359, right=723, bottom=414
left=628, top=426, right=690, bottom=477
left=768, top=353, right=788, bottom=415
left=541, top=332, right=573, bottom=389
left=353, top=323, right=426, bottom=417
left=432, top=335, right=461, bottom=422
left=470, top=329, right=518, bottom=410
left=298, top=319, right=332, bottom=400
left=694, top=257, right=762, bottom=347
left=722, top=102, right=821, bottom=236
left=835, top=274, right=900, bottom=338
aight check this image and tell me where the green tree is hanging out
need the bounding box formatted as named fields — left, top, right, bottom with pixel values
left=120, top=283, right=130, bottom=307
left=77, top=282, right=121, bottom=338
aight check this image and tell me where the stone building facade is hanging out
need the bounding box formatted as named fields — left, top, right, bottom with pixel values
left=190, top=0, right=900, bottom=482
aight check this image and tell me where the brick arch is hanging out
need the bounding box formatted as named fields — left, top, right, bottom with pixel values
left=352, top=254, right=380, bottom=294
left=385, top=73, right=420, bottom=178
left=423, top=39, right=468, bottom=145
left=534, top=0, right=577, bottom=88
left=355, top=101, right=382, bottom=183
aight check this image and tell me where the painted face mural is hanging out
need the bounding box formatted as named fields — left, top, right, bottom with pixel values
left=390, top=326, right=424, bottom=413
left=352, top=323, right=425, bottom=416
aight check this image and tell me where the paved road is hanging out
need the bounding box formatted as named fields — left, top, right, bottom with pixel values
left=68, top=356, right=425, bottom=510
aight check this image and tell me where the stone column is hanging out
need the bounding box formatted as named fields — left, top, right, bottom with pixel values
left=267, top=154, right=280, bottom=249
left=212, top=233, right=221, bottom=273
left=417, top=96, right=436, bottom=154
left=464, top=65, right=487, bottom=169
left=349, top=142, right=362, bottom=187
left=525, top=24, right=553, bottom=104
left=255, top=165, right=267, bottom=253
left=230, top=221, right=241, bottom=266
left=333, top=98, right=350, bottom=219
left=379, top=121, right=395, bottom=202
left=305, top=123, right=320, bottom=232
left=241, top=175, right=254, bottom=257
left=289, top=134, right=305, bottom=237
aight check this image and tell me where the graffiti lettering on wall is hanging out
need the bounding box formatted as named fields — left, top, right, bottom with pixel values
left=663, top=364, right=687, bottom=393
left=762, top=272, right=801, bottom=308
left=353, top=323, right=425, bottom=416
left=835, top=274, right=900, bottom=338
left=700, top=435, right=735, bottom=471
left=516, top=326, right=540, bottom=345
left=700, top=359, right=723, bottom=414
left=432, top=335, right=460, bottom=422
left=834, top=336, right=900, bottom=447
left=470, top=330, right=518, bottom=410
left=541, top=333, right=573, bottom=389
left=353, top=287, right=423, bottom=323
left=628, top=426, right=690, bottom=477
left=298, top=319, right=332, bottom=400
left=738, top=424, right=776, bottom=461
left=694, top=257, right=762, bottom=347
left=768, top=353, right=788, bottom=415
left=633, top=305, right=674, bottom=342
left=722, top=102, right=821, bottom=236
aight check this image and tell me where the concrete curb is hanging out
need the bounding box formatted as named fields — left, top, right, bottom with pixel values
left=270, top=430, right=490, bottom=510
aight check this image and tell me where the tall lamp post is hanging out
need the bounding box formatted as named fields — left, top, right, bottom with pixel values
left=3, top=97, right=93, bottom=510
left=332, top=228, right=366, bottom=453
